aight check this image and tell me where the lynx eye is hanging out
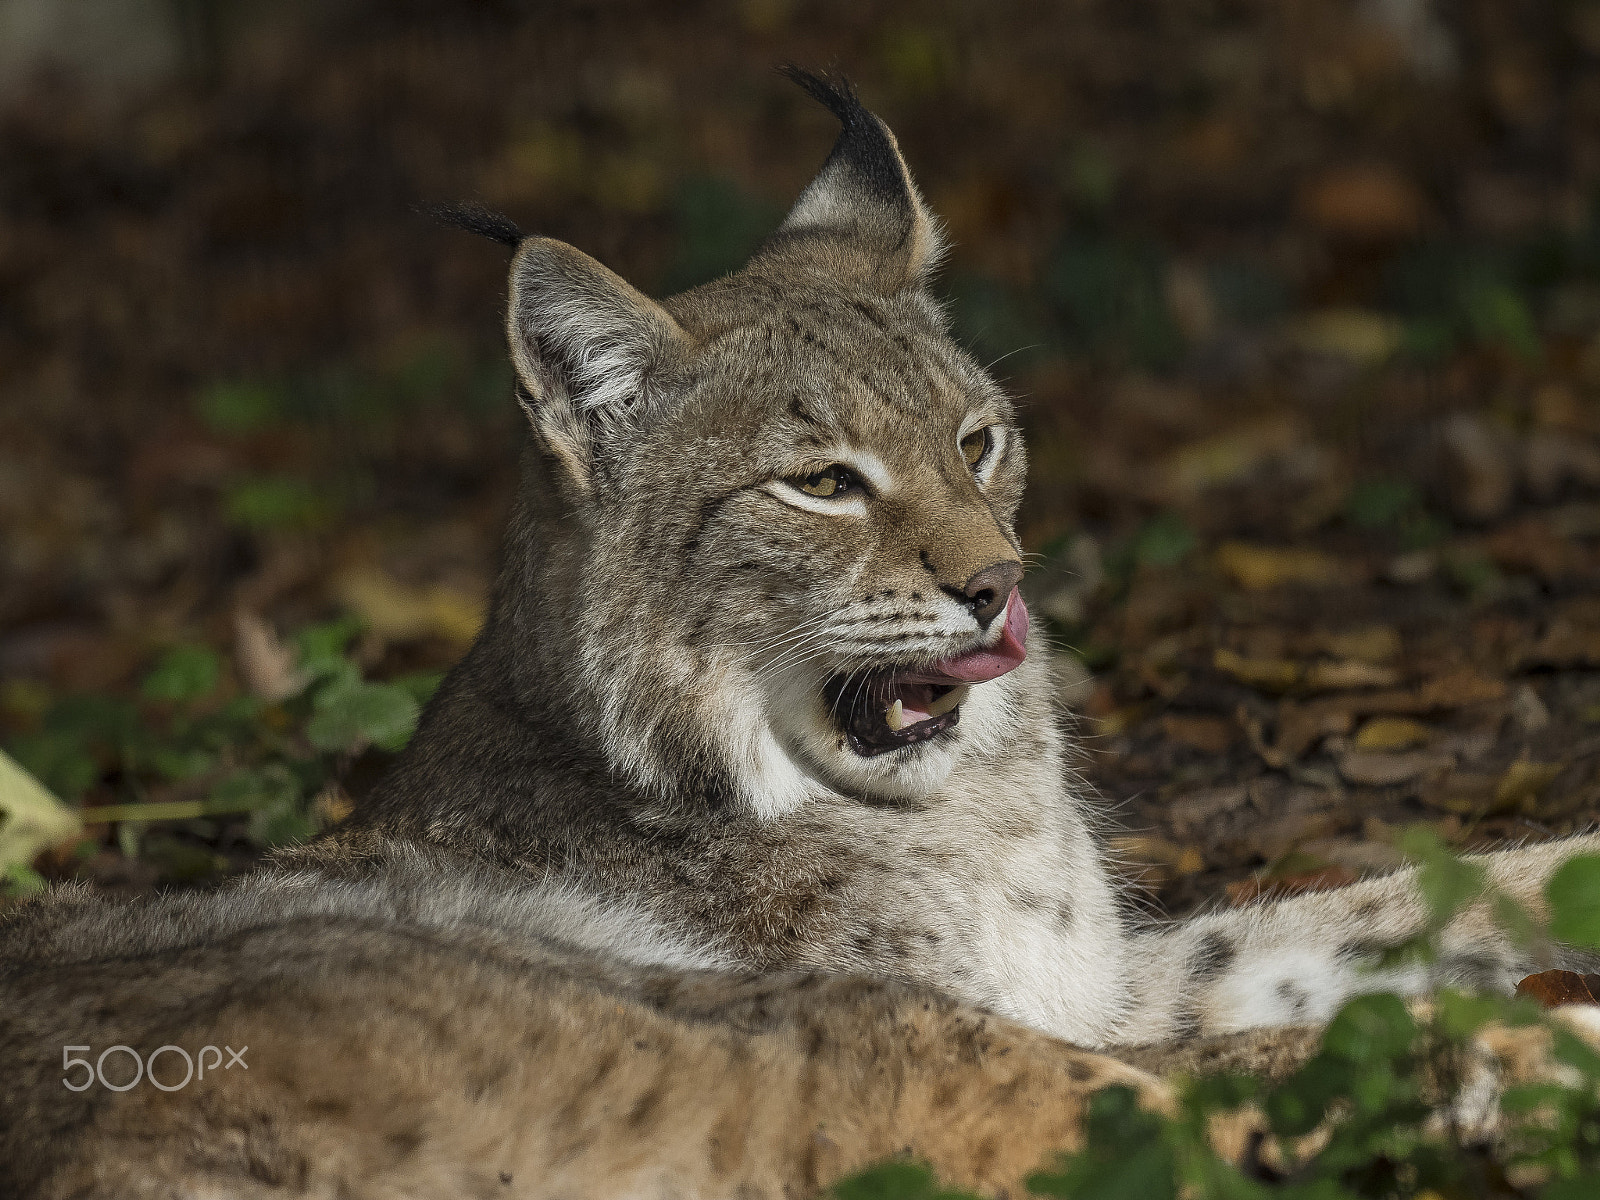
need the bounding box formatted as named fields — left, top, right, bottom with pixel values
left=961, top=427, right=992, bottom=470
left=792, top=464, right=858, bottom=498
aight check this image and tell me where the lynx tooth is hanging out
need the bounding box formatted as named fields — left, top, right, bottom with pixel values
left=886, top=699, right=905, bottom=731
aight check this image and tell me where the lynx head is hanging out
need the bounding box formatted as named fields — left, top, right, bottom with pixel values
left=498, top=71, right=1032, bottom=817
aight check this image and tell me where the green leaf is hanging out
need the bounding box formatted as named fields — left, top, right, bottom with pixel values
left=224, top=476, right=330, bottom=531
left=307, top=681, right=419, bottom=753
left=2, top=861, right=48, bottom=898
left=5, top=729, right=100, bottom=801
left=1321, top=994, right=1417, bottom=1064
left=831, top=1161, right=978, bottom=1200
left=1543, top=1174, right=1600, bottom=1200
left=1548, top=855, right=1600, bottom=949
left=1266, top=1054, right=1349, bottom=1137
left=1132, top=512, right=1197, bottom=569
left=1463, top=281, right=1540, bottom=361
left=196, top=379, right=288, bottom=435
left=294, top=617, right=365, bottom=682
left=393, top=671, right=445, bottom=706
left=1344, top=477, right=1420, bottom=530
left=141, top=645, right=222, bottom=704
left=1028, top=1087, right=1177, bottom=1200
left=1397, top=825, right=1485, bottom=928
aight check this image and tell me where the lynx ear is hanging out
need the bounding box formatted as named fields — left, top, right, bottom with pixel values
left=768, top=68, right=945, bottom=293
left=507, top=237, right=688, bottom=494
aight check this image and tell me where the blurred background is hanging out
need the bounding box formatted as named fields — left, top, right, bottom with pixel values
left=3, top=0, right=1600, bottom=910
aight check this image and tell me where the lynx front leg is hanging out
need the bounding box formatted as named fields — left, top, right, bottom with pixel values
left=1115, top=832, right=1600, bottom=1045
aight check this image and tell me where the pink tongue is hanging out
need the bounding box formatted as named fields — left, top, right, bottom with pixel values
left=907, top=590, right=1029, bottom=685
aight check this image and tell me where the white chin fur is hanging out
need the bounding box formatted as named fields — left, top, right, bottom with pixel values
left=762, top=666, right=1023, bottom=805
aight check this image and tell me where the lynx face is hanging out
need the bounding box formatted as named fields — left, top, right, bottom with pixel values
left=504, top=75, right=1034, bottom=813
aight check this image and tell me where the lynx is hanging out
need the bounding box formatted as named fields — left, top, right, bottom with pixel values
left=2, top=70, right=1596, bottom=1199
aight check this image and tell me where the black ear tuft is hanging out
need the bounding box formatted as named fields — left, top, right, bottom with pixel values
left=424, top=201, right=525, bottom=248
left=777, top=66, right=906, bottom=206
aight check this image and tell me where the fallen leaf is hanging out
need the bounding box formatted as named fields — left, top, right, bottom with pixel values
left=233, top=609, right=306, bottom=702
left=1420, top=771, right=1504, bottom=816
left=1272, top=700, right=1355, bottom=761
left=1227, top=865, right=1358, bottom=906
left=1215, top=647, right=1300, bottom=691
left=1216, top=542, right=1348, bottom=590
left=1511, top=684, right=1551, bottom=733
left=1166, top=785, right=1252, bottom=840
left=334, top=566, right=484, bottom=647
left=1520, top=618, right=1600, bottom=670
left=1315, top=626, right=1402, bottom=664
left=1487, top=518, right=1585, bottom=583
left=1353, top=717, right=1432, bottom=750
left=1516, top=970, right=1600, bottom=1008
left=1304, top=659, right=1400, bottom=691
left=1110, top=834, right=1205, bottom=877
left=1496, top=759, right=1564, bottom=810
left=1338, top=749, right=1450, bottom=787
left=312, top=785, right=354, bottom=825
left=1299, top=163, right=1427, bottom=238
left=1164, top=418, right=1300, bottom=496
left=1160, top=713, right=1238, bottom=754
left=1415, top=669, right=1507, bottom=709
left=1289, top=309, right=1405, bottom=364
left=0, top=748, right=82, bottom=875
left=1440, top=412, right=1515, bottom=522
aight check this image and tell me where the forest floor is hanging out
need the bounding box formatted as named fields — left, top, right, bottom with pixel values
left=2, top=1, right=1599, bottom=916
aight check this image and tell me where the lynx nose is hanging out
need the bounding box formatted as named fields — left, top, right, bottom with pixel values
left=958, top=560, right=1024, bottom=628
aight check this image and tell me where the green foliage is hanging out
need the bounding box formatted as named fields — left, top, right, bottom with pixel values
left=142, top=645, right=223, bottom=704
left=1342, top=478, right=1447, bottom=550
left=832, top=828, right=1600, bottom=1199
left=661, top=176, right=785, bottom=293
left=1099, top=511, right=1199, bottom=597
left=1130, top=512, right=1198, bottom=568
left=833, top=1161, right=979, bottom=1200
left=223, top=475, right=332, bottom=531
left=1043, top=232, right=1185, bottom=370
left=1547, top=856, right=1600, bottom=949
left=1, top=617, right=425, bottom=876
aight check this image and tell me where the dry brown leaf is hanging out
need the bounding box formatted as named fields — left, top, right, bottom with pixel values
left=1289, top=309, right=1404, bottom=363
left=1166, top=785, right=1252, bottom=840
left=1164, top=418, right=1300, bottom=496
left=1315, top=626, right=1402, bottom=664
left=1440, top=412, right=1515, bottom=522
left=1303, top=659, right=1400, bottom=691
left=1520, top=619, right=1600, bottom=670
left=1415, top=669, right=1508, bottom=709
left=232, top=610, right=306, bottom=702
left=1110, top=835, right=1206, bottom=878
left=1496, top=759, right=1565, bottom=810
left=1160, top=713, right=1238, bottom=754
left=1419, top=771, right=1504, bottom=816
left=1299, top=163, right=1427, bottom=237
left=1353, top=717, right=1432, bottom=751
left=1338, top=749, right=1449, bottom=787
left=334, top=566, right=484, bottom=647
left=1215, top=647, right=1300, bottom=691
left=1272, top=700, right=1355, bottom=761
left=1516, top=970, right=1600, bottom=1008
left=1216, top=542, right=1348, bottom=591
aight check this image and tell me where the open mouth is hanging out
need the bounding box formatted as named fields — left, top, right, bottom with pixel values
left=823, top=592, right=1029, bottom=758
